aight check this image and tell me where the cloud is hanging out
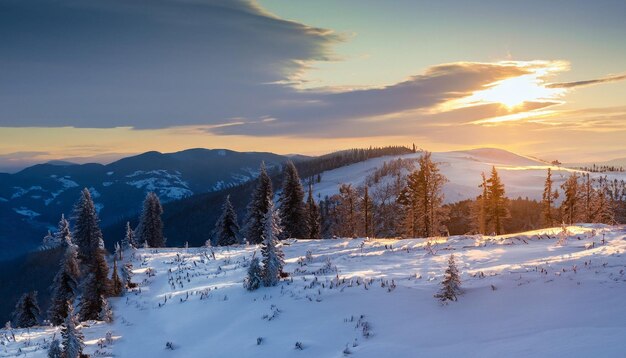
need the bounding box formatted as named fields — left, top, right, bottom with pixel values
left=546, top=73, right=626, bottom=88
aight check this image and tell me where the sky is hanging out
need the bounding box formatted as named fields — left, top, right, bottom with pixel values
left=0, top=0, right=625, bottom=172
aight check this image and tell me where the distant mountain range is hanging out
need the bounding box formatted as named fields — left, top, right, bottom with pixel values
left=0, top=148, right=290, bottom=259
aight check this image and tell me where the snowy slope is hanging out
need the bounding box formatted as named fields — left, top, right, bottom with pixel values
left=311, top=148, right=626, bottom=204
left=3, top=225, right=626, bottom=357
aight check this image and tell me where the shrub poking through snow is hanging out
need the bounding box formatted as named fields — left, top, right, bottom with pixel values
left=435, top=254, right=462, bottom=303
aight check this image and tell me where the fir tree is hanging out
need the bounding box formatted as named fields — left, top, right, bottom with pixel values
left=593, top=181, right=615, bottom=224
left=136, top=192, right=165, bottom=247
left=54, top=214, right=72, bottom=246
left=581, top=173, right=595, bottom=222
left=434, top=254, right=462, bottom=303
left=61, top=303, right=84, bottom=358
left=111, top=259, right=123, bottom=297
left=48, top=243, right=80, bottom=326
left=261, top=202, right=285, bottom=286
left=337, top=183, right=358, bottom=237
left=244, top=162, right=274, bottom=244
left=485, top=166, right=509, bottom=235
left=12, top=291, right=40, bottom=328
left=560, top=173, right=580, bottom=225
left=214, top=195, right=241, bottom=246
left=72, top=188, right=104, bottom=264
left=48, top=339, right=62, bottom=358
left=278, top=161, right=307, bottom=239
left=121, top=221, right=136, bottom=251
left=79, top=248, right=110, bottom=321
left=542, top=168, right=559, bottom=227
left=472, top=172, right=488, bottom=234
left=244, top=255, right=262, bottom=291
left=305, top=185, right=321, bottom=239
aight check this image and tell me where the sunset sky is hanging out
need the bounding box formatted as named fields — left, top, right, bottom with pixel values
left=1, top=0, right=625, bottom=171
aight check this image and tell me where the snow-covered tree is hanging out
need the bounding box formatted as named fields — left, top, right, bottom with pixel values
left=48, top=243, right=80, bottom=325
left=121, top=221, right=136, bottom=251
left=542, top=168, right=559, bottom=227
left=12, top=291, right=40, bottom=328
left=42, top=230, right=55, bottom=250
left=73, top=188, right=104, bottom=264
left=261, top=202, right=285, bottom=286
left=48, top=339, right=62, bottom=358
left=244, top=162, right=274, bottom=244
left=305, top=185, right=321, bottom=239
left=136, top=192, right=165, bottom=247
left=244, top=255, right=262, bottom=291
left=55, top=214, right=72, bottom=245
left=79, top=248, right=110, bottom=321
left=360, top=185, right=374, bottom=237
left=61, top=303, right=84, bottom=358
left=593, top=180, right=615, bottom=224
left=214, top=195, right=241, bottom=246
left=434, top=254, right=462, bottom=303
left=111, top=259, right=123, bottom=296
left=278, top=161, right=307, bottom=239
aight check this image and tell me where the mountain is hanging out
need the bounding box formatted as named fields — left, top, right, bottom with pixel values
left=0, top=149, right=289, bottom=260
left=3, top=225, right=625, bottom=356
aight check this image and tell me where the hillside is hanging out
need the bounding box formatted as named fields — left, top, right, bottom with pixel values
left=3, top=225, right=625, bottom=357
left=0, top=149, right=288, bottom=259
left=312, top=148, right=626, bottom=204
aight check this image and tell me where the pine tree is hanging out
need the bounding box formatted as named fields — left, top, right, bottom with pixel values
left=244, top=255, right=263, bottom=291
left=61, top=303, right=84, bottom=358
left=398, top=152, right=448, bottom=237
left=261, top=202, right=285, bottom=286
left=485, top=166, right=509, bottom=235
left=121, top=221, right=136, bottom=251
left=136, top=192, right=165, bottom=247
left=472, top=172, right=489, bottom=234
left=278, top=161, right=307, bottom=239
left=560, top=173, right=580, bottom=225
left=542, top=168, right=559, bottom=227
left=337, top=183, right=358, bottom=237
left=48, top=339, right=62, bottom=358
left=214, top=195, right=241, bottom=246
left=12, top=291, right=40, bottom=328
left=72, top=188, right=104, bottom=264
left=581, top=173, right=595, bottom=222
left=48, top=243, right=80, bottom=325
left=111, top=259, right=123, bottom=296
left=79, top=248, right=110, bottom=321
left=244, top=162, right=274, bottom=244
left=593, top=180, right=615, bottom=224
left=434, top=254, right=462, bottom=303
left=305, top=185, right=321, bottom=239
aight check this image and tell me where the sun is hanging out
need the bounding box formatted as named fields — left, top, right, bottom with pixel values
left=469, top=73, right=565, bottom=109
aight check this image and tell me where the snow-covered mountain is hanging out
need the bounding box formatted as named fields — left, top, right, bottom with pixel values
left=0, top=149, right=288, bottom=259
left=3, top=225, right=625, bottom=357
left=312, top=148, right=626, bottom=204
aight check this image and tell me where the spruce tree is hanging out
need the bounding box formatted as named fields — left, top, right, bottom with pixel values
left=214, top=195, right=241, bottom=246
left=434, top=254, right=462, bottom=303
left=244, top=255, right=262, bottom=291
left=361, top=186, right=374, bottom=237
left=121, top=221, right=136, bottom=251
left=136, top=192, right=165, bottom=247
left=593, top=181, right=615, bottom=224
left=261, top=202, right=285, bottom=286
left=54, top=214, right=72, bottom=246
left=278, top=161, right=307, bottom=239
left=48, top=339, right=62, bottom=358
left=61, top=303, right=84, bottom=358
left=79, top=248, right=110, bottom=321
left=48, top=243, right=80, bottom=325
left=542, top=168, right=559, bottom=227
left=111, top=259, right=123, bottom=296
left=560, top=173, right=580, bottom=225
left=485, top=166, right=509, bottom=235
left=305, top=185, right=321, bottom=239
left=472, top=172, right=488, bottom=234
left=72, top=188, right=104, bottom=264
left=581, top=173, right=595, bottom=222
left=12, top=291, right=40, bottom=328
left=244, top=162, right=274, bottom=244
